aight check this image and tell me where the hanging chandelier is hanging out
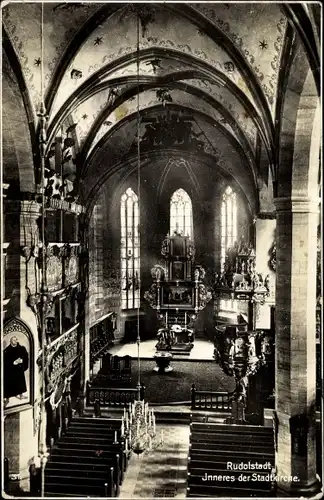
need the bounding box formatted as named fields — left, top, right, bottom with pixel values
left=118, top=9, right=158, bottom=457
left=123, top=399, right=157, bottom=455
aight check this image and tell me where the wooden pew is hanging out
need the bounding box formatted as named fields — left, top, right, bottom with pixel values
left=190, top=421, right=274, bottom=434
left=187, top=421, right=275, bottom=498
left=45, top=415, right=126, bottom=497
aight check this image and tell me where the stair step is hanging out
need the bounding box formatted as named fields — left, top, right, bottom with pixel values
left=49, top=453, right=109, bottom=463
left=45, top=493, right=88, bottom=497
left=68, top=421, right=122, bottom=430
left=68, top=423, right=121, bottom=432
left=73, top=417, right=121, bottom=426
left=189, top=447, right=274, bottom=459
left=45, top=472, right=107, bottom=484
left=189, top=458, right=274, bottom=467
left=156, top=415, right=190, bottom=424
left=62, top=435, right=122, bottom=444
left=66, top=427, right=121, bottom=437
left=55, top=439, right=122, bottom=448
left=57, top=439, right=120, bottom=448
left=46, top=461, right=109, bottom=471
left=190, top=441, right=273, bottom=452
left=51, top=448, right=121, bottom=458
left=66, top=427, right=121, bottom=435
left=45, top=482, right=105, bottom=496
left=190, top=432, right=273, bottom=443
left=188, top=482, right=272, bottom=494
left=188, top=486, right=273, bottom=498
left=191, top=423, right=273, bottom=433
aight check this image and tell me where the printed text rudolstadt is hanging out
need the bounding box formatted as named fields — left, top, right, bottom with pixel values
left=201, top=462, right=300, bottom=483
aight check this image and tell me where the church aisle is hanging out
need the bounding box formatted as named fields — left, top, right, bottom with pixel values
left=120, top=424, right=190, bottom=498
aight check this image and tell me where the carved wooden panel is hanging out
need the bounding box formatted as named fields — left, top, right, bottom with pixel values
left=64, top=246, right=79, bottom=286
left=46, top=327, right=79, bottom=393
left=46, top=246, right=63, bottom=291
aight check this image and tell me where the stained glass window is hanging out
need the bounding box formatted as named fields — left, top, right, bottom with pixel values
left=121, top=188, right=140, bottom=309
left=170, top=189, right=193, bottom=238
left=221, top=186, right=237, bottom=270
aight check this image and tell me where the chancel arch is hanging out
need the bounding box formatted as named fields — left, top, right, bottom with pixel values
left=1, top=3, right=322, bottom=499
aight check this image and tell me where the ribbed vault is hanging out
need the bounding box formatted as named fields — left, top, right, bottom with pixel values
left=2, top=2, right=320, bottom=212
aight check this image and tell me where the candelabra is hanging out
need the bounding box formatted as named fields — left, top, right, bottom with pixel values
left=122, top=401, right=157, bottom=455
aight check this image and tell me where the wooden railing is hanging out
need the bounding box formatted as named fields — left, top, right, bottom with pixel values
left=4, top=457, right=9, bottom=493
left=191, top=384, right=231, bottom=411
left=86, top=382, right=145, bottom=407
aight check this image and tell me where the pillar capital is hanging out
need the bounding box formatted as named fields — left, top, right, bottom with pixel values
left=274, top=196, right=320, bottom=213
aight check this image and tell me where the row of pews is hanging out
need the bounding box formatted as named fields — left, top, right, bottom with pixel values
left=187, top=419, right=275, bottom=497
left=45, top=416, right=129, bottom=497
left=93, top=354, right=132, bottom=386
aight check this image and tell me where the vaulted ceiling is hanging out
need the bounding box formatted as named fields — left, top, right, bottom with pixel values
left=2, top=2, right=320, bottom=211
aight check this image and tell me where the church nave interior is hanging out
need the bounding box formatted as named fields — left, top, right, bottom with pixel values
left=1, top=2, right=322, bottom=499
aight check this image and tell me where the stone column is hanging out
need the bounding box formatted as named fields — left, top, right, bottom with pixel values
left=275, top=196, right=321, bottom=496
left=2, top=184, right=10, bottom=315
left=79, top=215, right=90, bottom=403
left=255, top=214, right=276, bottom=329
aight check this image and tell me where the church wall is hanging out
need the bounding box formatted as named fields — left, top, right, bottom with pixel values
left=19, top=408, right=38, bottom=484
left=255, top=217, right=276, bottom=329
left=4, top=414, right=20, bottom=475
left=89, top=161, right=252, bottom=340
left=4, top=409, right=38, bottom=489
left=3, top=200, right=40, bottom=489
left=4, top=200, right=22, bottom=320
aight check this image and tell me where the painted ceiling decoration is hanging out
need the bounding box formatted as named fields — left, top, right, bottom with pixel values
left=80, top=105, right=257, bottom=207
left=46, top=57, right=261, bottom=147
left=84, top=85, right=254, bottom=159
left=3, top=1, right=317, bottom=213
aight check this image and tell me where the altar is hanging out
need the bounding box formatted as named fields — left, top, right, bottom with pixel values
left=156, top=324, right=194, bottom=353
left=144, top=231, right=212, bottom=354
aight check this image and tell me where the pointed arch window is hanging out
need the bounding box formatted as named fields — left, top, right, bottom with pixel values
left=121, top=188, right=140, bottom=309
left=170, top=188, right=193, bottom=238
left=221, top=186, right=237, bottom=269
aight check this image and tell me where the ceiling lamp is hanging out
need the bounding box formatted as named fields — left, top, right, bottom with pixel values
left=122, top=9, right=157, bottom=456
left=124, top=401, right=156, bottom=455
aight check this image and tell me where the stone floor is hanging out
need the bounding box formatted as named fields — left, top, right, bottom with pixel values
left=119, top=424, right=190, bottom=498
left=108, top=338, right=214, bottom=361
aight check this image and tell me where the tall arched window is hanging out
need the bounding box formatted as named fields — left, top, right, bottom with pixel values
left=121, top=188, right=140, bottom=309
left=221, top=186, right=237, bottom=269
left=170, top=189, right=193, bottom=238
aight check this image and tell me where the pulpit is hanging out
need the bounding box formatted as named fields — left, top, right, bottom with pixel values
left=144, top=232, right=212, bottom=354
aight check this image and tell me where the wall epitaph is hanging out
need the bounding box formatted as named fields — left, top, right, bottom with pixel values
left=3, top=318, right=34, bottom=413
